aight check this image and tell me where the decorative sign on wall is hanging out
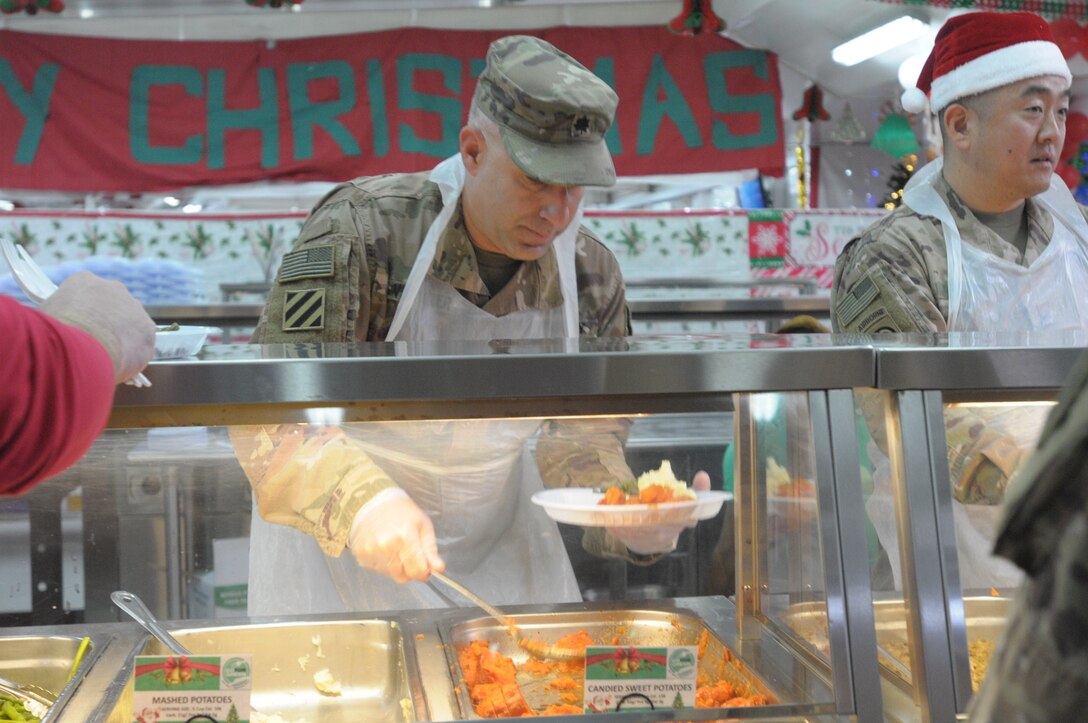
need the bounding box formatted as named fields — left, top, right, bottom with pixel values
left=0, top=209, right=883, bottom=305
left=0, top=25, right=784, bottom=192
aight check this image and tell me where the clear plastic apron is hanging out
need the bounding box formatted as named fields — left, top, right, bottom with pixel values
left=866, top=159, right=1088, bottom=592
left=249, top=155, right=583, bottom=615
left=902, top=156, right=1088, bottom=332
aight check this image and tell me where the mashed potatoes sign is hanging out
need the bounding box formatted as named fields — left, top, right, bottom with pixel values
left=0, top=26, right=783, bottom=192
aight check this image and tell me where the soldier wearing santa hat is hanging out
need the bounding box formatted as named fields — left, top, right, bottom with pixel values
left=832, top=10, right=1088, bottom=335
left=830, top=16, right=1088, bottom=716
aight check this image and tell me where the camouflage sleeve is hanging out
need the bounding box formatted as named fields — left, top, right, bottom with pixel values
left=830, top=215, right=946, bottom=333
left=944, top=412, right=1030, bottom=505
left=253, top=192, right=368, bottom=344
left=576, top=228, right=631, bottom=337
left=534, top=418, right=635, bottom=489
left=534, top=418, right=671, bottom=566
left=971, top=355, right=1088, bottom=721
left=229, top=425, right=396, bottom=556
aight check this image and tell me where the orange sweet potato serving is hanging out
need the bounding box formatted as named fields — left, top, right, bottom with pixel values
left=598, top=483, right=687, bottom=505
left=459, top=628, right=772, bottom=718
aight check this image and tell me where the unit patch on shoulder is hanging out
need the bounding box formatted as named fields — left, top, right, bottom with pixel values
left=279, top=244, right=335, bottom=282
left=835, top=275, right=879, bottom=328
left=283, top=288, right=326, bottom=331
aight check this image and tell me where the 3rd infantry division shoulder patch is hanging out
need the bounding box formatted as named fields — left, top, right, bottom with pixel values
left=283, top=288, right=326, bottom=331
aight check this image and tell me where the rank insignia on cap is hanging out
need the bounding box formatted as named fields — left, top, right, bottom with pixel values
left=571, top=114, right=591, bottom=137
left=279, top=244, right=335, bottom=282
left=282, top=288, right=326, bottom=331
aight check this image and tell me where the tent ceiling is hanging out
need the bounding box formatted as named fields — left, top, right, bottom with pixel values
left=3, top=0, right=958, bottom=100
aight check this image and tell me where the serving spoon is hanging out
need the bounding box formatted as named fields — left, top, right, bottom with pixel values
left=430, top=572, right=583, bottom=662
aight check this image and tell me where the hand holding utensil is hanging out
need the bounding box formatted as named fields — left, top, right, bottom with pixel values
left=1, top=239, right=153, bottom=387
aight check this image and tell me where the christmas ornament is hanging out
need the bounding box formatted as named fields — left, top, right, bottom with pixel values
left=667, top=0, right=724, bottom=36
left=792, top=84, right=830, bottom=123
left=790, top=85, right=831, bottom=209
left=830, top=103, right=867, bottom=143
left=871, top=114, right=919, bottom=159
left=0, top=0, right=64, bottom=15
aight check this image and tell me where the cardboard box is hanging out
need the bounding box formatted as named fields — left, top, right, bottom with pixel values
left=189, top=537, right=248, bottom=618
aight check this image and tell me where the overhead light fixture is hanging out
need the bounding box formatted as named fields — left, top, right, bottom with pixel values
left=79, top=8, right=95, bottom=19
left=832, top=16, right=929, bottom=67
left=182, top=203, right=203, bottom=214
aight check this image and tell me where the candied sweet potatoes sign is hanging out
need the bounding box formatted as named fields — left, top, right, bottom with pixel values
left=0, top=26, right=783, bottom=192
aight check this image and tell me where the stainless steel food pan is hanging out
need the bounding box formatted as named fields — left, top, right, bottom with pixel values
left=0, top=632, right=107, bottom=722
left=780, top=596, right=1009, bottom=691
left=105, top=618, right=420, bottom=723
left=440, top=607, right=777, bottom=719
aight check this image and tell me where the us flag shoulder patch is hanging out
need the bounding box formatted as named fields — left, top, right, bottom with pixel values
left=282, top=288, right=326, bottom=331
left=279, top=244, right=335, bottom=281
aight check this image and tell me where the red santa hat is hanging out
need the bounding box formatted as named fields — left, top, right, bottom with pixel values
left=901, top=11, right=1071, bottom=114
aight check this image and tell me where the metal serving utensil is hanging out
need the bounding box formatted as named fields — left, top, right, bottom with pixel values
left=430, top=572, right=583, bottom=662
left=0, top=671, right=56, bottom=717
left=112, top=590, right=268, bottom=714
left=111, top=590, right=190, bottom=655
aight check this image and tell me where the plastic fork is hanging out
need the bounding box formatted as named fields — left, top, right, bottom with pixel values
left=1, top=238, right=151, bottom=387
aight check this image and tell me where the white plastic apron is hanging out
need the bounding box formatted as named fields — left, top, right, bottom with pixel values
left=249, top=155, right=583, bottom=615
left=902, top=156, right=1088, bottom=332
left=866, top=159, right=1088, bottom=592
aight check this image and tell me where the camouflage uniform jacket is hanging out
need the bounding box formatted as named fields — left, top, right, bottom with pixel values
left=830, top=172, right=1088, bottom=334
left=236, top=171, right=635, bottom=558
left=969, top=350, right=1088, bottom=722
left=833, top=174, right=1088, bottom=505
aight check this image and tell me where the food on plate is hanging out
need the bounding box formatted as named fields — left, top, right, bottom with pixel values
left=775, top=478, right=816, bottom=498
left=598, top=461, right=696, bottom=506
left=157, top=323, right=181, bottom=332
left=312, top=668, right=342, bottom=696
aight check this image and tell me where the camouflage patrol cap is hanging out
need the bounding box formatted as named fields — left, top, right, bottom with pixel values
left=473, top=35, right=618, bottom=187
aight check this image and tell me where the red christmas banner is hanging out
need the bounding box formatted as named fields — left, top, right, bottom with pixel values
left=0, top=25, right=784, bottom=192
left=869, top=0, right=1088, bottom=20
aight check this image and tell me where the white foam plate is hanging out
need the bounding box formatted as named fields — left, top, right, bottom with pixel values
left=154, top=325, right=219, bottom=359
left=531, top=488, right=731, bottom=528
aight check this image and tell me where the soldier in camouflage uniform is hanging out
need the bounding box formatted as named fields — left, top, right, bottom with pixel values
left=832, top=13, right=1088, bottom=590
left=236, top=35, right=704, bottom=616
left=969, top=349, right=1088, bottom=722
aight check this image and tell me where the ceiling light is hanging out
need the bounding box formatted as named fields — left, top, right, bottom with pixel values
left=832, top=16, right=929, bottom=67
left=79, top=8, right=94, bottom=19
left=182, top=203, right=202, bottom=213
left=163, top=196, right=180, bottom=207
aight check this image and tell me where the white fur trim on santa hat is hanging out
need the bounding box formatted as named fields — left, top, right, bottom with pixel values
left=929, top=40, right=1071, bottom=112
left=901, top=87, right=928, bottom=114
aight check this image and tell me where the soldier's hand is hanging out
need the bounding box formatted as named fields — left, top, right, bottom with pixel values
left=607, top=471, right=711, bottom=555
left=348, top=489, right=445, bottom=583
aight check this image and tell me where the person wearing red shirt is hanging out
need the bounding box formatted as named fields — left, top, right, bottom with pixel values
left=1, top=271, right=155, bottom=495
